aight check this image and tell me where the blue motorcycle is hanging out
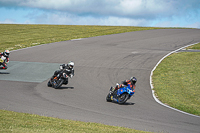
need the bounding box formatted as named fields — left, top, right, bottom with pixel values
left=106, top=84, right=135, bottom=104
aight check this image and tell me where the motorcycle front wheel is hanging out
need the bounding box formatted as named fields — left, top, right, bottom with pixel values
left=47, top=80, right=52, bottom=87
left=52, top=78, right=64, bottom=89
left=118, top=93, right=129, bottom=104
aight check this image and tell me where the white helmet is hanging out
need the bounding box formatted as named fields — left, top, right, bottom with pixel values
left=4, top=50, right=10, bottom=56
left=68, top=61, right=74, bottom=69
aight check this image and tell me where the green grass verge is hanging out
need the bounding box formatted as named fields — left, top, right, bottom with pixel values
left=0, top=110, right=152, bottom=133
left=186, top=42, right=200, bottom=50
left=152, top=43, right=200, bottom=116
left=0, top=24, right=163, bottom=52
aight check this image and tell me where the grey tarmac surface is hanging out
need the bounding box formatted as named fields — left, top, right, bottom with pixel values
left=0, top=61, right=59, bottom=82
left=0, top=29, right=200, bottom=133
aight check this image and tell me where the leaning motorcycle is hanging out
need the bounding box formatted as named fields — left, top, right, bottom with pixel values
left=0, top=56, right=8, bottom=69
left=47, top=70, right=69, bottom=89
left=106, top=84, right=135, bottom=104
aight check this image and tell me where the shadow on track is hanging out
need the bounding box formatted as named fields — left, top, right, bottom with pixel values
left=0, top=72, right=10, bottom=74
left=54, top=86, right=74, bottom=90
left=110, top=101, right=135, bottom=106
left=123, top=102, right=135, bottom=105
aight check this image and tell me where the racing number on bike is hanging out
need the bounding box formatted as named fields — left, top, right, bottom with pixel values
left=0, top=56, right=6, bottom=63
left=0, top=58, right=4, bottom=63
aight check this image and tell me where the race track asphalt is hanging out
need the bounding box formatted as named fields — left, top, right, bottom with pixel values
left=0, top=29, right=200, bottom=133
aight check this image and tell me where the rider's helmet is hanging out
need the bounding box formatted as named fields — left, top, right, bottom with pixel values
left=130, top=77, right=137, bottom=84
left=4, top=50, right=10, bottom=57
left=68, top=61, right=74, bottom=69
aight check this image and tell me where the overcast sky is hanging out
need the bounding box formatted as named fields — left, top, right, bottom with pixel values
left=0, top=0, right=200, bottom=28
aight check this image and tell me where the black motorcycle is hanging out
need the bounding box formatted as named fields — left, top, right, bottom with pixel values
left=47, top=70, right=69, bottom=89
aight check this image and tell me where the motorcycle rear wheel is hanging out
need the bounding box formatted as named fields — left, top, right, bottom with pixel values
left=52, top=78, right=64, bottom=89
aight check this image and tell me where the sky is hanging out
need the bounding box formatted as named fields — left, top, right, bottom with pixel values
left=0, top=0, right=200, bottom=28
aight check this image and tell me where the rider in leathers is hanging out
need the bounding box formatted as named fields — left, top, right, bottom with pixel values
left=0, top=50, right=10, bottom=70
left=112, top=77, right=137, bottom=93
left=51, top=61, right=74, bottom=82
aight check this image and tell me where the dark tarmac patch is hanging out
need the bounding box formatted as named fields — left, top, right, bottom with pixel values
left=0, top=61, right=59, bottom=82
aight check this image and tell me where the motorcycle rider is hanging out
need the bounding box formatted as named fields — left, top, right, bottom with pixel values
left=0, top=50, right=10, bottom=70
left=51, top=61, right=74, bottom=81
left=111, top=77, right=137, bottom=93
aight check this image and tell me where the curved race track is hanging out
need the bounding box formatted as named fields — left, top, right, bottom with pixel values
left=0, top=29, right=200, bottom=133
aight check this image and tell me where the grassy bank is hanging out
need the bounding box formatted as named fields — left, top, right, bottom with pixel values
left=152, top=43, right=200, bottom=116
left=186, top=43, right=200, bottom=50
left=0, top=110, right=152, bottom=133
left=0, top=24, right=162, bottom=52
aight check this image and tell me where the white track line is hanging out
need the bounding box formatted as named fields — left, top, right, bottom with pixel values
left=150, top=42, right=200, bottom=118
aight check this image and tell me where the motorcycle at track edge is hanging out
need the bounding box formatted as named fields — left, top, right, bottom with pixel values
left=47, top=70, right=69, bottom=89
left=106, top=84, right=135, bottom=104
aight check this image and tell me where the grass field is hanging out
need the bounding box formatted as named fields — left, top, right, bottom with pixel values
left=152, top=43, right=200, bottom=116
left=0, top=24, right=162, bottom=52
left=0, top=110, right=152, bottom=133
